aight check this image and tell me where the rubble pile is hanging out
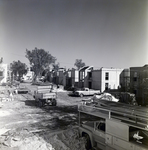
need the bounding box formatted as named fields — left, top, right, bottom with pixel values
left=0, top=90, right=10, bottom=102
left=48, top=127, right=86, bottom=150
left=0, top=84, right=86, bottom=150
left=0, top=87, right=16, bottom=103
left=0, top=128, right=53, bottom=150
left=0, top=127, right=86, bottom=150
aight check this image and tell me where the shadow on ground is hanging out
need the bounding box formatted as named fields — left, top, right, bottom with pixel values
left=24, top=100, right=36, bottom=107
left=24, top=100, right=78, bottom=130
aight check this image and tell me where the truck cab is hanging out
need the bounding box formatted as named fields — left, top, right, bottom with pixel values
left=74, top=88, right=100, bottom=97
left=78, top=100, right=148, bottom=150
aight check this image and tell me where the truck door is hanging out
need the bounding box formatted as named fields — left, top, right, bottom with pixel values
left=93, top=121, right=106, bottom=149
left=83, top=88, right=89, bottom=96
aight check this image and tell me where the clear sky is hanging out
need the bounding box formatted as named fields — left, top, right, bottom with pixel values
left=0, top=0, right=148, bottom=69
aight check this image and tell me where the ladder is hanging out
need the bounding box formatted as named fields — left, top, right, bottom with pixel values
left=78, top=100, right=148, bottom=131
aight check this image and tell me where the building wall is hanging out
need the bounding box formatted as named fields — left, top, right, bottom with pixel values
left=90, top=68, right=123, bottom=92
left=120, top=69, right=130, bottom=92
left=47, top=71, right=53, bottom=82
left=71, top=69, right=79, bottom=87
left=59, top=71, right=64, bottom=85
left=91, top=70, right=102, bottom=90
left=79, top=71, right=84, bottom=87
left=84, top=66, right=93, bottom=88
left=63, top=74, right=66, bottom=87
left=63, top=70, right=72, bottom=87
left=101, top=68, right=123, bottom=92
left=0, top=64, right=8, bottom=84
left=130, top=67, right=141, bottom=98
left=130, top=65, right=148, bottom=105
left=52, top=71, right=59, bottom=85
left=79, top=66, right=93, bottom=88
left=84, top=76, right=88, bottom=88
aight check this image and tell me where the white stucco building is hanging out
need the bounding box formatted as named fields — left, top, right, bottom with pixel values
left=88, top=67, right=123, bottom=92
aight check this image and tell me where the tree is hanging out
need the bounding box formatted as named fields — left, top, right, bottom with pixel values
left=26, top=47, right=56, bottom=81
left=74, top=59, right=86, bottom=70
left=52, top=62, right=60, bottom=72
left=10, top=60, right=28, bottom=81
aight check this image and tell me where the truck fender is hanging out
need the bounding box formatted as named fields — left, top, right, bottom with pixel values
left=79, top=127, right=95, bottom=147
left=80, top=93, right=84, bottom=97
left=34, top=96, right=39, bottom=101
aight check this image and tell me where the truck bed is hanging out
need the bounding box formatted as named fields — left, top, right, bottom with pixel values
left=34, top=85, right=57, bottom=100
left=78, top=100, right=148, bottom=131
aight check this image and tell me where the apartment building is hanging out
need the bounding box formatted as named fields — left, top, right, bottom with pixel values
left=71, top=68, right=79, bottom=87
left=120, top=69, right=130, bottom=92
left=52, top=71, right=59, bottom=85
left=130, top=65, right=148, bottom=105
left=79, top=66, right=93, bottom=88
left=51, top=68, right=66, bottom=85
left=88, top=67, right=123, bottom=92
left=63, top=69, right=72, bottom=88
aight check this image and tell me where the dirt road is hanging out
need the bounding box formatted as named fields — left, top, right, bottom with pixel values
left=0, top=83, right=87, bottom=150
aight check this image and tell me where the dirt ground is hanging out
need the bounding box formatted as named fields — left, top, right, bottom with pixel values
left=0, top=83, right=87, bottom=150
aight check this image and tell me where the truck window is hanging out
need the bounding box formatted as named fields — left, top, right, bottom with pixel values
left=98, top=122, right=106, bottom=132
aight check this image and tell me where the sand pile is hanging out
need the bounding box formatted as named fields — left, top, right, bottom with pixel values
left=0, top=127, right=86, bottom=150
left=0, top=128, right=54, bottom=150
left=48, top=127, right=86, bottom=150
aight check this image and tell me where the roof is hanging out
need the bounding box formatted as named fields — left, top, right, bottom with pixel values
left=79, top=66, right=89, bottom=71
left=143, top=64, right=148, bottom=67
left=79, top=66, right=93, bottom=71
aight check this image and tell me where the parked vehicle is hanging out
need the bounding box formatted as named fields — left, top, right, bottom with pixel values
left=34, top=84, right=57, bottom=107
left=11, top=80, right=20, bottom=87
left=14, top=85, right=29, bottom=94
left=74, top=88, right=100, bottom=97
left=20, top=77, right=24, bottom=83
left=38, top=76, right=45, bottom=82
left=78, top=100, right=148, bottom=150
left=68, top=87, right=82, bottom=96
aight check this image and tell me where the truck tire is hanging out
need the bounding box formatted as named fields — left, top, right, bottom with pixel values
left=84, top=134, right=92, bottom=150
left=93, top=93, right=96, bottom=97
left=35, top=101, right=38, bottom=106
left=52, top=100, right=57, bottom=106
left=80, top=93, right=84, bottom=97
left=39, top=100, right=43, bottom=107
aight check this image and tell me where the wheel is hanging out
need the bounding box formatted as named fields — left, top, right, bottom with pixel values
left=93, top=93, right=96, bottom=97
left=35, top=101, right=38, bottom=106
left=52, top=100, right=57, bottom=106
left=84, top=134, right=91, bottom=150
left=35, top=97, right=39, bottom=106
left=80, top=93, right=84, bottom=97
left=38, top=100, right=43, bottom=107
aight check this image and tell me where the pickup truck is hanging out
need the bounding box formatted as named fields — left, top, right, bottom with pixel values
left=74, top=88, right=100, bottom=97
left=78, top=102, right=148, bottom=150
left=34, top=84, right=57, bottom=107
left=14, top=85, right=29, bottom=94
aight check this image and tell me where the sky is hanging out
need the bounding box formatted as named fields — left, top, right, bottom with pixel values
left=0, top=0, right=148, bottom=69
